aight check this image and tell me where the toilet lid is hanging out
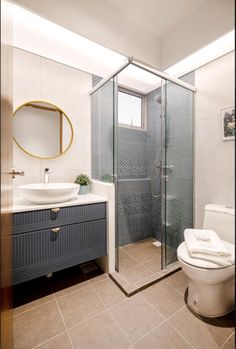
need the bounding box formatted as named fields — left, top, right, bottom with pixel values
left=177, top=241, right=235, bottom=269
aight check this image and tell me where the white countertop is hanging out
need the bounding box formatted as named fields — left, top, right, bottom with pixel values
left=13, top=193, right=107, bottom=213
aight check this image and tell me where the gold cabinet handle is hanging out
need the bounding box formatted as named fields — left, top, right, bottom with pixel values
left=51, top=227, right=60, bottom=233
left=51, top=208, right=60, bottom=213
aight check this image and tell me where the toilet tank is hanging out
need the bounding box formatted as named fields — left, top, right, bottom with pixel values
left=203, top=204, right=235, bottom=244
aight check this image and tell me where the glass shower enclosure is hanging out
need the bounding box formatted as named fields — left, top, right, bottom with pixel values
left=91, top=58, right=195, bottom=289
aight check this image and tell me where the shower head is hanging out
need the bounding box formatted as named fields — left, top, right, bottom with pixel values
left=154, top=95, right=162, bottom=104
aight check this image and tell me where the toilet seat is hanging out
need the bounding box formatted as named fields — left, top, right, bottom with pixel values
left=177, top=240, right=235, bottom=269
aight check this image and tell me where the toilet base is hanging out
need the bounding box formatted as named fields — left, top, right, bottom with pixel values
left=187, top=277, right=235, bottom=318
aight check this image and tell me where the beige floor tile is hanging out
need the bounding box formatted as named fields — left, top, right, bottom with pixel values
left=13, top=293, right=55, bottom=317
left=144, top=257, right=161, bottom=273
left=141, top=280, right=185, bottom=318
left=134, top=321, right=193, bottom=349
left=110, top=271, right=129, bottom=288
left=165, top=270, right=188, bottom=295
left=87, top=273, right=109, bottom=285
left=120, top=242, right=140, bottom=253
left=169, top=307, right=232, bottom=349
left=145, top=243, right=161, bottom=254
left=221, top=332, right=235, bottom=349
left=57, top=286, right=105, bottom=328
left=13, top=277, right=54, bottom=316
left=135, top=238, right=157, bottom=247
left=143, top=246, right=161, bottom=260
left=109, top=294, right=164, bottom=343
left=69, top=310, right=130, bottom=349
left=92, top=278, right=126, bottom=308
left=13, top=301, right=65, bottom=349
left=118, top=250, right=140, bottom=272
left=126, top=246, right=157, bottom=263
left=135, top=272, right=162, bottom=288
left=53, top=280, right=90, bottom=299
left=34, top=332, right=72, bottom=349
left=120, top=264, right=153, bottom=284
left=122, top=283, right=140, bottom=295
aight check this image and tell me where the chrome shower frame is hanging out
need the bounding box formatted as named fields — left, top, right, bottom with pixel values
left=90, top=56, right=197, bottom=272
left=90, top=57, right=197, bottom=95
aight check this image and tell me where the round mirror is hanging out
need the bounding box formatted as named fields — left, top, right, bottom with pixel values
left=13, top=101, right=73, bottom=159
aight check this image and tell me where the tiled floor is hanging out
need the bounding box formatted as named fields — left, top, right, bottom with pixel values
left=13, top=265, right=235, bottom=349
left=111, top=238, right=180, bottom=294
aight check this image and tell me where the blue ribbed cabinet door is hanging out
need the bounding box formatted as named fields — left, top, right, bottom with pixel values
left=13, top=218, right=106, bottom=284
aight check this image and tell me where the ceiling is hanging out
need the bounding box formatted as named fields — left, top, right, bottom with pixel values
left=105, top=0, right=208, bottom=37
left=12, top=0, right=234, bottom=79
left=14, top=0, right=207, bottom=38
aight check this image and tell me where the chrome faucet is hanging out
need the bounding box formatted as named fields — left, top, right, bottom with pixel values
left=44, top=168, right=52, bottom=183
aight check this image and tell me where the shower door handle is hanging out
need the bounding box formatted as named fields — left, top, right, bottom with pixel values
left=164, top=165, right=173, bottom=171
left=163, top=175, right=169, bottom=182
left=156, top=165, right=173, bottom=171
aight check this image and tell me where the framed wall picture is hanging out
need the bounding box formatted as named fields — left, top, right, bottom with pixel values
left=222, top=106, right=235, bottom=141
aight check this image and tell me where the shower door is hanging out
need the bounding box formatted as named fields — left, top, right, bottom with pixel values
left=162, top=74, right=194, bottom=267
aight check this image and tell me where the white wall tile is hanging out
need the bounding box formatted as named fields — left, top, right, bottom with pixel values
left=13, top=48, right=41, bottom=108
left=40, top=59, right=91, bottom=123
left=195, top=51, right=234, bottom=119
left=39, top=168, right=91, bottom=184
left=194, top=172, right=234, bottom=228
left=194, top=52, right=235, bottom=230
left=195, top=172, right=234, bottom=205
left=13, top=142, right=40, bottom=171
left=195, top=115, right=234, bottom=175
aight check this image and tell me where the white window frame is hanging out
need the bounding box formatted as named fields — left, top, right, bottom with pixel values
left=118, top=87, right=147, bottom=131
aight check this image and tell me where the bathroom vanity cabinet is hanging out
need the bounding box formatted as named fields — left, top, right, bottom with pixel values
left=12, top=200, right=106, bottom=285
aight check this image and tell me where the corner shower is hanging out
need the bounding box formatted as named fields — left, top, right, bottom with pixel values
left=90, top=57, right=196, bottom=293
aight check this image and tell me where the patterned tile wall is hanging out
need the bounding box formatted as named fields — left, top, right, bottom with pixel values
left=117, top=127, right=152, bottom=245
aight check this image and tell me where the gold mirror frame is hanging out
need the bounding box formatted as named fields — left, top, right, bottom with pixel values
left=13, top=100, right=74, bottom=160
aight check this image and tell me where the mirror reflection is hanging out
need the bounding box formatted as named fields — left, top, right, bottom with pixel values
left=13, top=101, right=73, bottom=159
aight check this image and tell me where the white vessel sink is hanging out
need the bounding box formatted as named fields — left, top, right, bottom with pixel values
left=18, top=183, right=80, bottom=204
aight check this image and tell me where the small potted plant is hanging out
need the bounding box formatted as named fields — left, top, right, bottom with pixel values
left=74, top=174, right=91, bottom=194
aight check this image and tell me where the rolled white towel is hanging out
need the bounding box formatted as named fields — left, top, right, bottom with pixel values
left=184, top=229, right=232, bottom=266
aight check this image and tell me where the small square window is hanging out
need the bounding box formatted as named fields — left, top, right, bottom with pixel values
left=118, top=90, right=144, bottom=128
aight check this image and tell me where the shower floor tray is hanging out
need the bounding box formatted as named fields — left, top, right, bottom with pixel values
left=110, top=238, right=180, bottom=296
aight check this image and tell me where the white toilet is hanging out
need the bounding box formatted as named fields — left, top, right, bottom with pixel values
left=177, top=204, right=235, bottom=318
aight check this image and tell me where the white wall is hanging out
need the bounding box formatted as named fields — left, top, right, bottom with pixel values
left=13, top=48, right=92, bottom=197
left=161, top=0, right=235, bottom=70
left=194, top=51, right=235, bottom=227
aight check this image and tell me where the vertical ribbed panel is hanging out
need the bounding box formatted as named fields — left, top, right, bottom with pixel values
left=13, top=219, right=106, bottom=269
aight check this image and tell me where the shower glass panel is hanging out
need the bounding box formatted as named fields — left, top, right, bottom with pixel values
left=90, top=60, right=196, bottom=290
left=91, top=77, right=116, bottom=182
left=163, top=73, right=194, bottom=267
left=114, top=70, right=164, bottom=274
